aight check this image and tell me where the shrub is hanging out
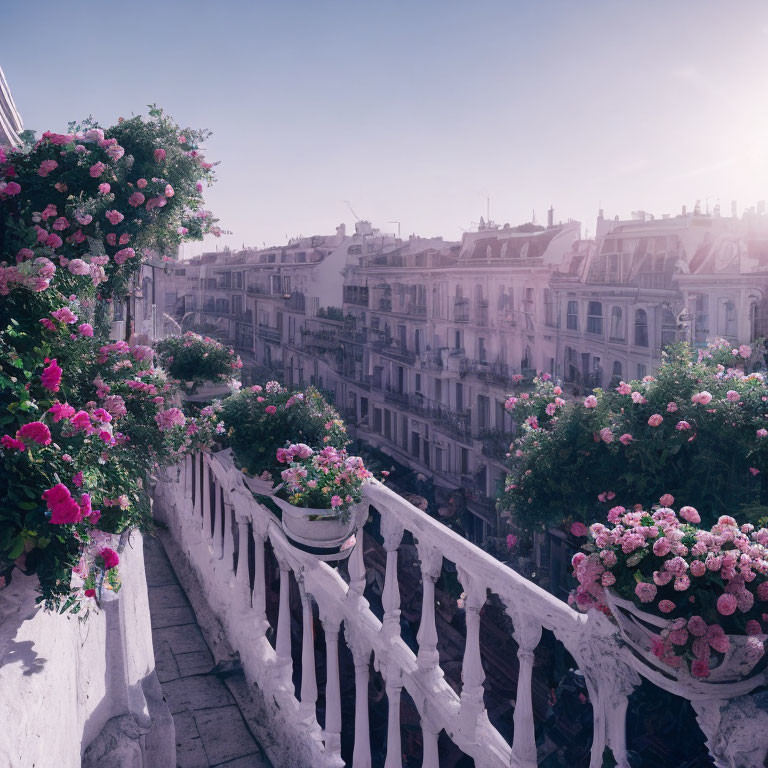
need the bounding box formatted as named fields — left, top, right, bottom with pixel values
left=154, top=331, right=242, bottom=391
left=499, top=343, right=768, bottom=538
left=220, top=382, right=348, bottom=482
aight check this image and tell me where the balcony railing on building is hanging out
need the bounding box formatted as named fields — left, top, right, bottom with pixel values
left=454, top=296, right=470, bottom=322
left=257, top=324, right=281, bottom=343
left=155, top=451, right=765, bottom=768
left=371, top=338, right=416, bottom=365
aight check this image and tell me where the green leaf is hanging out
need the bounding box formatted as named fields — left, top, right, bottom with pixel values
left=8, top=536, right=25, bottom=560
left=18, top=501, right=38, bottom=511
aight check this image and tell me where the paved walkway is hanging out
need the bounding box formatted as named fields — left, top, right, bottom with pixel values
left=144, top=536, right=271, bottom=768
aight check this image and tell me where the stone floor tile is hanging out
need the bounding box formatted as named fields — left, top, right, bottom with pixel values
left=193, top=706, right=260, bottom=765
left=151, top=603, right=197, bottom=629
left=175, top=648, right=215, bottom=677
left=148, top=583, right=192, bottom=610
left=173, top=711, right=209, bottom=768
left=162, top=674, right=235, bottom=714
left=213, top=754, right=269, bottom=767
left=153, top=623, right=210, bottom=655
left=154, top=639, right=180, bottom=683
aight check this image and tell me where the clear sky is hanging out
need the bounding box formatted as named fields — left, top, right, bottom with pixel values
left=3, top=1, right=767, bottom=256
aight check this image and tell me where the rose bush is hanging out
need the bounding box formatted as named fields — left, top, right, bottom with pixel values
left=154, top=331, right=241, bottom=393
left=0, top=109, right=221, bottom=610
left=499, top=343, right=767, bottom=538
left=571, top=501, right=768, bottom=680
left=220, top=382, right=348, bottom=483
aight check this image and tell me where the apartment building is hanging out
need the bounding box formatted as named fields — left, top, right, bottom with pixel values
left=159, top=205, right=768, bottom=544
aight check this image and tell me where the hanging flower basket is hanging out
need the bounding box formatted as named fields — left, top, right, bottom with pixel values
left=604, top=590, right=767, bottom=695
left=273, top=496, right=361, bottom=562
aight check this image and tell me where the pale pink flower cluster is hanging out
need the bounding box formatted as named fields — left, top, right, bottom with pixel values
left=572, top=502, right=768, bottom=679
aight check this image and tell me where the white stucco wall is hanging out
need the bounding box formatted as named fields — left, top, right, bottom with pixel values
left=0, top=530, right=171, bottom=768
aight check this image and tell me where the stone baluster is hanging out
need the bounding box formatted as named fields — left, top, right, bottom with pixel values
left=320, top=614, right=342, bottom=756
left=415, top=541, right=442, bottom=675
left=221, top=500, right=235, bottom=575
left=347, top=504, right=369, bottom=598
left=504, top=603, right=542, bottom=768
left=235, top=514, right=251, bottom=602
left=212, top=482, right=223, bottom=558
left=297, top=576, right=318, bottom=723
left=344, top=626, right=372, bottom=768
left=184, top=454, right=193, bottom=502
left=456, top=566, right=487, bottom=736
left=421, top=720, right=440, bottom=768
left=383, top=666, right=403, bottom=768
left=190, top=454, right=199, bottom=515
left=381, top=517, right=404, bottom=638
left=275, top=555, right=292, bottom=666
left=202, top=458, right=212, bottom=540
left=251, top=527, right=268, bottom=633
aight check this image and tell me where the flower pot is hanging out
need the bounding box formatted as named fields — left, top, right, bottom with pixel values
left=273, top=496, right=361, bottom=562
left=604, top=590, right=766, bottom=696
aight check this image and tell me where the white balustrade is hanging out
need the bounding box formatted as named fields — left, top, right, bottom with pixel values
left=152, top=451, right=768, bottom=768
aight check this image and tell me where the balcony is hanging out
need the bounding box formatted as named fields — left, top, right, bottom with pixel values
left=149, top=451, right=754, bottom=768
left=370, top=339, right=416, bottom=365
left=257, top=324, right=281, bottom=343
left=453, top=297, right=470, bottom=322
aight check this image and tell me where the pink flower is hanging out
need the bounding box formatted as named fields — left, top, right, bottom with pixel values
left=37, top=159, right=58, bottom=177
left=716, top=593, right=738, bottom=616
left=106, top=233, right=117, bottom=246
left=635, top=582, right=657, bottom=603
left=659, top=493, right=674, bottom=507
left=658, top=600, right=676, bottom=614
left=599, top=427, right=613, bottom=444
left=164, top=184, right=174, bottom=197
left=1, top=434, right=25, bottom=451
left=570, top=521, right=589, bottom=537
left=583, top=395, right=597, bottom=408
left=17, top=421, right=52, bottom=445
left=137, top=178, right=148, bottom=188
left=691, top=391, right=713, bottom=405
left=688, top=616, right=707, bottom=637
left=45, top=233, right=62, bottom=249
left=105, top=209, right=124, bottom=225
left=739, top=344, right=752, bottom=359
left=69, top=410, right=92, bottom=432
left=78, top=323, right=94, bottom=337
left=75, top=213, right=93, bottom=226
left=128, top=191, right=145, bottom=207
left=690, top=560, right=706, bottom=577
left=48, top=402, right=75, bottom=422
left=114, top=247, right=135, bottom=265
left=648, top=414, right=663, bottom=427
left=41, top=359, right=63, bottom=391
left=619, top=433, right=633, bottom=445
left=750, top=467, right=760, bottom=476
left=2, top=181, right=21, bottom=196
left=757, top=429, right=768, bottom=438
left=746, top=620, right=763, bottom=636
left=154, top=148, right=166, bottom=163
left=89, top=161, right=106, bottom=178
left=675, top=420, right=692, bottom=431
left=691, top=659, right=710, bottom=679
left=98, top=182, right=111, bottom=194
left=42, top=483, right=82, bottom=524
left=52, top=216, right=69, bottom=231
left=51, top=307, right=78, bottom=324
left=265, top=405, right=277, bottom=414
left=653, top=538, right=672, bottom=556
left=100, top=547, right=120, bottom=570
left=666, top=401, right=678, bottom=412
left=72, top=471, right=83, bottom=488
left=726, top=390, right=740, bottom=403
left=330, top=495, right=343, bottom=508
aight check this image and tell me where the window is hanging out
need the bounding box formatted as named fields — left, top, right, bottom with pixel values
left=661, top=309, right=676, bottom=349
left=411, top=431, right=420, bottom=458
left=586, top=302, right=603, bottom=335
left=478, top=337, right=487, bottom=362
left=544, top=288, right=555, bottom=327
left=384, top=410, right=391, bottom=439
left=415, top=373, right=421, bottom=393
left=477, top=395, right=490, bottom=430
left=401, top=416, right=408, bottom=450
left=634, top=309, right=648, bottom=347
left=434, top=447, right=444, bottom=472
left=609, top=307, right=624, bottom=341
left=434, top=378, right=442, bottom=403
left=460, top=447, right=469, bottom=475
left=373, top=408, right=382, bottom=434
left=566, top=300, right=579, bottom=330
left=719, top=300, right=737, bottom=338
left=456, top=382, right=463, bottom=412
left=637, top=363, right=647, bottom=379
left=610, top=361, right=623, bottom=387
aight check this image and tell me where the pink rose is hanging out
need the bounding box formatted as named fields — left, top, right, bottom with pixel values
left=659, top=493, right=674, bottom=507
left=690, top=560, right=706, bottom=577
left=570, top=521, right=588, bottom=537
left=98, top=183, right=111, bottom=194
left=688, top=616, right=707, bottom=637
left=17, top=421, right=52, bottom=446
left=619, top=433, right=633, bottom=445
left=265, top=405, right=277, bottom=414
left=89, top=161, right=106, bottom=178
left=100, top=547, right=120, bottom=570
left=41, top=359, right=63, bottom=391
left=78, top=323, right=94, bottom=337
left=154, top=148, right=166, bottom=163
left=635, top=582, right=657, bottom=603
left=128, top=191, right=145, bottom=207
left=691, top=391, right=713, bottom=405
left=675, top=420, right=692, bottom=431
left=648, top=414, right=663, bottom=427
left=105, top=209, right=124, bottom=225
left=583, top=395, right=597, bottom=408
left=691, top=659, right=710, bottom=679
left=716, top=593, right=738, bottom=616
left=658, top=599, right=676, bottom=614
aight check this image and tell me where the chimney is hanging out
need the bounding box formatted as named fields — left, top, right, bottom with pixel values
left=732, top=200, right=737, bottom=218
left=547, top=206, right=554, bottom=228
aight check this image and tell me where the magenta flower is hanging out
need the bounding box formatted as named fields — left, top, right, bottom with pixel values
left=78, top=323, right=94, bottom=337
left=265, top=405, right=277, bottom=414
left=51, top=307, right=78, bottom=324
left=37, top=159, right=58, bottom=177
left=17, top=421, right=52, bottom=445
left=100, top=547, right=120, bottom=570
left=1, top=434, right=26, bottom=451
left=89, top=161, right=107, bottom=178
left=42, top=483, right=82, bottom=524
left=41, top=359, right=63, bottom=391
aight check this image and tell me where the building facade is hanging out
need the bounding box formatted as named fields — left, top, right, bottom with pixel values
left=159, top=206, right=768, bottom=543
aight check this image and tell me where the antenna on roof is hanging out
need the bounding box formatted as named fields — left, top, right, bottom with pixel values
left=344, top=201, right=361, bottom=222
